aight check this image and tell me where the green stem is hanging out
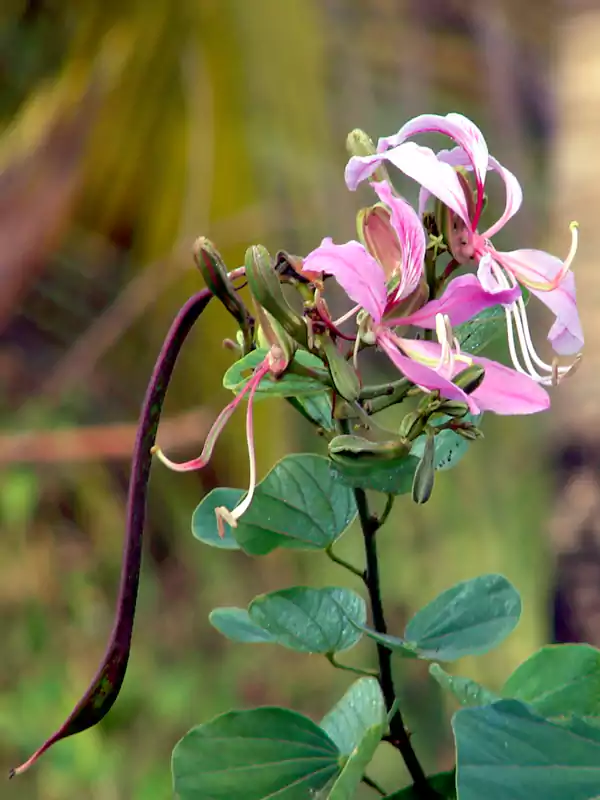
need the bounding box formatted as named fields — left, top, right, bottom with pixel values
left=362, top=774, right=387, bottom=796
left=326, top=653, right=377, bottom=678
left=352, top=484, right=437, bottom=798
left=325, top=545, right=364, bottom=579
left=377, top=494, right=395, bottom=528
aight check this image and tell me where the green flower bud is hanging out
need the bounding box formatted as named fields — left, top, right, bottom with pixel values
left=245, top=245, right=308, bottom=347
left=437, top=400, right=470, bottom=419
left=398, top=411, right=426, bottom=441
left=346, top=129, right=377, bottom=158
left=412, top=433, right=435, bottom=505
left=319, top=336, right=360, bottom=403
left=453, top=364, right=485, bottom=394
left=453, top=423, right=484, bottom=441
left=329, top=434, right=411, bottom=464
left=194, top=237, right=253, bottom=351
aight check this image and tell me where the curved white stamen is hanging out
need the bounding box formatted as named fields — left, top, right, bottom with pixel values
left=488, top=259, right=578, bottom=385
left=334, top=303, right=361, bottom=326
left=434, top=313, right=456, bottom=375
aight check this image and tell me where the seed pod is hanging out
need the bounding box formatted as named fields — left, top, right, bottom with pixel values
left=412, top=432, right=435, bottom=504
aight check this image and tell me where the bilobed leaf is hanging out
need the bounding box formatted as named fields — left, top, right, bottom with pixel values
left=320, top=677, right=386, bottom=755
left=502, top=644, right=600, bottom=720
left=429, top=663, right=501, bottom=707
left=234, top=454, right=357, bottom=555
left=453, top=700, right=600, bottom=800
left=209, top=607, right=276, bottom=644
left=191, top=487, right=243, bottom=549
left=404, top=574, right=521, bottom=661
left=330, top=454, right=419, bottom=495
left=223, top=348, right=329, bottom=398
left=172, top=707, right=341, bottom=800
left=248, top=587, right=366, bottom=654
left=320, top=678, right=387, bottom=800
left=289, top=392, right=334, bottom=430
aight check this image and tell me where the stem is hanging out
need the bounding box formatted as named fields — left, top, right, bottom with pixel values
left=325, top=545, right=364, bottom=579
left=326, top=653, right=377, bottom=678
left=362, top=774, right=387, bottom=796
left=377, top=494, right=395, bottom=528
left=353, top=484, right=436, bottom=798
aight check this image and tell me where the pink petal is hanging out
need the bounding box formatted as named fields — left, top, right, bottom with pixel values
left=372, top=180, right=426, bottom=300
left=378, top=113, right=489, bottom=193
left=529, top=271, right=584, bottom=355
left=497, top=248, right=567, bottom=292
left=432, top=148, right=523, bottom=236
left=303, top=238, right=386, bottom=322
left=377, top=333, right=480, bottom=413
left=388, top=273, right=519, bottom=329
left=470, top=355, right=550, bottom=415
left=481, top=156, right=523, bottom=238
left=344, top=153, right=385, bottom=190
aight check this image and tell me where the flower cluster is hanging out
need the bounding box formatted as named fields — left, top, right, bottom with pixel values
left=153, top=112, right=583, bottom=529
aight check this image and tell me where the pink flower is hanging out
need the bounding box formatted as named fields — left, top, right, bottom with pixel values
left=345, top=113, right=583, bottom=385
left=303, top=190, right=549, bottom=416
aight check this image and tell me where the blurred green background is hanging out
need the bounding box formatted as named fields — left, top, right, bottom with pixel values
left=1, top=1, right=596, bottom=798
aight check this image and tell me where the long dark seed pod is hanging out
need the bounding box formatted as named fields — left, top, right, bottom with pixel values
left=9, top=288, right=213, bottom=778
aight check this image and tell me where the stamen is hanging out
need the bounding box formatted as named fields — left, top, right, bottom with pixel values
left=214, top=360, right=269, bottom=534
left=334, top=303, right=361, bottom=326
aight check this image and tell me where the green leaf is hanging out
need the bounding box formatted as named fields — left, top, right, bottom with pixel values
left=383, top=770, right=456, bottom=798
left=411, top=413, right=482, bottom=472
left=330, top=454, right=420, bottom=495
left=320, top=678, right=387, bottom=800
left=454, top=306, right=505, bottom=355
left=289, top=392, right=334, bottom=430
left=248, top=586, right=366, bottom=654
left=234, top=454, right=357, bottom=555
left=223, top=348, right=329, bottom=398
left=453, top=700, right=600, bottom=800
left=429, top=664, right=501, bottom=708
left=191, top=487, right=243, bottom=549
left=320, top=677, right=387, bottom=755
left=404, top=574, right=521, bottom=661
left=208, top=607, right=276, bottom=644
left=502, top=644, right=600, bottom=720
left=172, top=707, right=341, bottom=800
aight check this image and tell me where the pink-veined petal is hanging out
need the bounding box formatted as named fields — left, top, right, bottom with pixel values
left=372, top=180, right=426, bottom=299
left=378, top=113, right=489, bottom=193
left=470, top=355, right=550, bottom=415
left=481, top=156, right=523, bottom=238
left=529, top=271, right=584, bottom=355
left=433, top=147, right=523, bottom=236
left=497, top=248, right=569, bottom=293
left=377, top=332, right=480, bottom=413
left=303, top=238, right=386, bottom=322
left=388, top=273, right=520, bottom=329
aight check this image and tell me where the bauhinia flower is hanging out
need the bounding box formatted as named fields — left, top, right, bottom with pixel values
left=345, top=112, right=583, bottom=386
left=152, top=344, right=286, bottom=536
left=303, top=182, right=549, bottom=416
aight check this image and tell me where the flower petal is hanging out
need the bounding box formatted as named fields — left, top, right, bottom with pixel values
left=372, top=180, right=426, bottom=300
left=377, top=113, right=489, bottom=192
left=529, top=271, right=584, bottom=355
left=482, top=156, right=523, bottom=238
left=388, top=273, right=520, bottom=329
left=497, top=248, right=569, bottom=293
left=344, top=153, right=385, bottom=190
left=377, top=332, right=480, bottom=413
left=303, top=238, right=387, bottom=322
left=470, top=355, right=550, bottom=415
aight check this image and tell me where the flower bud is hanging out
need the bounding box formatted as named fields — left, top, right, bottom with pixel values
left=412, top=433, right=435, bottom=505
left=245, top=245, right=308, bottom=347
left=437, top=400, right=470, bottom=419
left=346, top=128, right=377, bottom=158
left=194, top=237, right=253, bottom=349
left=453, top=364, right=485, bottom=394
left=398, top=411, right=426, bottom=441
left=357, top=204, right=400, bottom=281
left=254, top=303, right=296, bottom=375
left=329, top=434, right=411, bottom=464
left=319, top=336, right=360, bottom=403
left=453, top=422, right=484, bottom=441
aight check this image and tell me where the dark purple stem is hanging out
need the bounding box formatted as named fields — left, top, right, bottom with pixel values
left=9, top=288, right=213, bottom=778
